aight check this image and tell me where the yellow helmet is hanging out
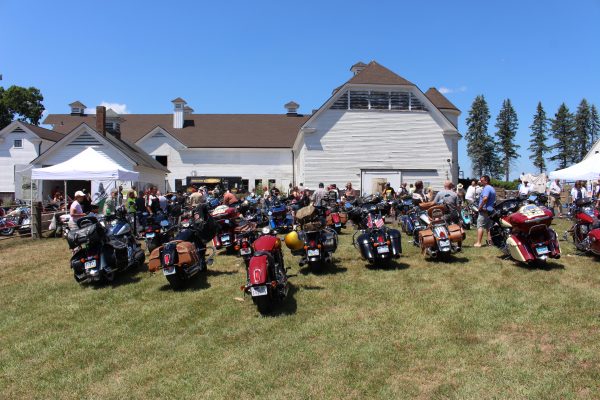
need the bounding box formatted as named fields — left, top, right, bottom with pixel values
left=284, top=231, right=304, bottom=250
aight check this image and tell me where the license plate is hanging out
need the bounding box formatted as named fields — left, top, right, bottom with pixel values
left=537, top=246, right=549, bottom=255
left=335, top=223, right=342, bottom=227
left=250, top=285, right=268, bottom=297
left=84, top=260, right=96, bottom=269
left=163, top=266, right=177, bottom=276
left=146, top=233, right=155, bottom=238
left=307, top=249, right=320, bottom=256
left=224, top=219, right=230, bottom=224
left=439, top=240, right=450, bottom=247
left=221, top=234, right=230, bottom=242
left=377, top=245, right=389, bottom=254
left=240, top=248, right=251, bottom=255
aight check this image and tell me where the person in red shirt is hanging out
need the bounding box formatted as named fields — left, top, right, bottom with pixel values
left=222, top=189, right=237, bottom=206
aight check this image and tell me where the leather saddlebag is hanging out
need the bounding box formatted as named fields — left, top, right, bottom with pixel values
left=448, top=224, right=463, bottom=243
left=176, top=241, right=198, bottom=266
left=148, top=247, right=162, bottom=272
left=418, top=229, right=435, bottom=253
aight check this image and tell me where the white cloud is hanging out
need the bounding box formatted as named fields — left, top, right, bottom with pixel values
left=85, top=102, right=130, bottom=114
left=437, top=86, right=467, bottom=95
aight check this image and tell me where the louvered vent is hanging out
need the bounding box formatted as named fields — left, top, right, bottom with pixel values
left=12, top=127, right=26, bottom=133
left=410, top=94, right=427, bottom=111
left=330, top=91, right=349, bottom=110
left=391, top=92, right=410, bottom=110
left=68, top=132, right=102, bottom=146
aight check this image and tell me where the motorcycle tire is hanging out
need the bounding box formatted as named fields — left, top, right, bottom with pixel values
left=166, top=272, right=185, bottom=290
left=0, top=228, right=14, bottom=236
left=308, top=260, right=323, bottom=272
left=253, top=295, right=271, bottom=314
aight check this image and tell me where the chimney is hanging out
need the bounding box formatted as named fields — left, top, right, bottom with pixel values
left=171, top=97, right=187, bottom=129
left=284, top=101, right=299, bottom=116
left=350, top=61, right=367, bottom=76
left=96, top=106, right=106, bottom=136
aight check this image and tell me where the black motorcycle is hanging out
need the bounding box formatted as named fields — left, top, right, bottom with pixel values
left=68, top=211, right=145, bottom=284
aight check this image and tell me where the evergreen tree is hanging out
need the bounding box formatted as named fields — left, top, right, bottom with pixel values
left=590, top=104, right=600, bottom=145
left=494, top=99, right=519, bottom=181
left=528, top=102, right=549, bottom=173
left=465, top=95, right=496, bottom=177
left=549, top=103, right=576, bottom=169
left=573, top=99, right=591, bottom=162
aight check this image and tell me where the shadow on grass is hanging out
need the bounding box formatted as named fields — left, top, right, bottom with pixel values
left=515, top=260, right=565, bottom=271
left=298, top=262, right=348, bottom=276
left=258, top=284, right=298, bottom=317
left=366, top=258, right=410, bottom=270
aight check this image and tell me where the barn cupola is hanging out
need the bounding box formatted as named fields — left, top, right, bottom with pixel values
left=285, top=101, right=299, bottom=116
left=184, top=105, right=194, bottom=115
left=171, top=97, right=187, bottom=129
left=350, top=61, right=367, bottom=76
left=69, top=101, right=86, bottom=116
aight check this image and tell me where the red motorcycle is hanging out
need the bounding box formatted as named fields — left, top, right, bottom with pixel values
left=233, top=221, right=258, bottom=268
left=491, top=200, right=561, bottom=265
left=567, top=198, right=600, bottom=256
left=210, top=205, right=240, bottom=252
left=0, top=216, right=16, bottom=236
left=242, top=227, right=289, bottom=314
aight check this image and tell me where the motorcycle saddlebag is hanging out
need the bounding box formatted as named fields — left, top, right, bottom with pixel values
left=388, top=228, right=402, bottom=256
left=356, top=232, right=374, bottom=260
left=148, top=247, right=162, bottom=272
left=66, top=223, right=104, bottom=249
left=322, top=230, right=337, bottom=252
left=418, top=229, right=435, bottom=253
left=448, top=224, right=463, bottom=243
left=175, top=241, right=198, bottom=266
left=106, top=239, right=128, bottom=269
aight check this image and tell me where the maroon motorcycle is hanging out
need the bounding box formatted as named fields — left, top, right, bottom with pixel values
left=0, top=215, right=16, bottom=236
left=567, top=198, right=600, bottom=256
left=233, top=221, right=258, bottom=268
left=210, top=205, right=240, bottom=252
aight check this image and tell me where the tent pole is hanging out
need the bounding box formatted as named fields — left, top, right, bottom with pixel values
left=64, top=180, right=67, bottom=210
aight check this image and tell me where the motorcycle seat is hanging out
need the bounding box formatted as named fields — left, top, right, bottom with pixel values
left=419, top=201, right=437, bottom=211
left=427, top=205, right=446, bottom=221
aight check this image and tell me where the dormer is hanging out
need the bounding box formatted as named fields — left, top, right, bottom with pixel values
left=69, top=101, right=86, bottom=116
left=105, top=108, right=121, bottom=133
left=171, top=97, right=187, bottom=129
left=285, top=101, right=299, bottom=116
left=184, top=105, right=194, bottom=115
left=350, top=61, right=367, bottom=76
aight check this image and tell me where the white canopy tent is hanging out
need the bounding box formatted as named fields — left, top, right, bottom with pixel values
left=31, top=147, right=139, bottom=181
left=549, top=153, right=600, bottom=181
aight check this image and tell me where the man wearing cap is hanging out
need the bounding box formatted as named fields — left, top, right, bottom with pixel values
left=69, top=191, right=87, bottom=230
left=518, top=180, right=532, bottom=197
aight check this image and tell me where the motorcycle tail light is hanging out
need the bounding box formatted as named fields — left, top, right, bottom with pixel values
left=155, top=229, right=160, bottom=233
left=242, top=241, right=248, bottom=248
left=80, top=258, right=85, bottom=263
left=378, top=235, right=384, bottom=243
left=440, top=231, right=447, bottom=239
left=317, top=244, right=322, bottom=249
left=271, top=281, right=277, bottom=288
left=310, top=240, right=316, bottom=248
left=145, top=228, right=153, bottom=232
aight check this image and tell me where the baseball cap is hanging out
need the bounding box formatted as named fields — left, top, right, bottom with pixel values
left=74, top=191, right=85, bottom=197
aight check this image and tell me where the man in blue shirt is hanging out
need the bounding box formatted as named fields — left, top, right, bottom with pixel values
left=474, top=175, right=496, bottom=247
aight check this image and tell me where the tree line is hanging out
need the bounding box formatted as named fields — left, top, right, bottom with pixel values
left=465, top=96, right=600, bottom=180
left=0, top=85, right=45, bottom=130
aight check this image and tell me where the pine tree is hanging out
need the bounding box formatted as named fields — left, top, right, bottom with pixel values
left=494, top=99, right=519, bottom=181
left=590, top=104, right=600, bottom=146
left=573, top=99, right=591, bottom=162
left=465, top=95, right=496, bottom=177
left=549, top=103, right=576, bottom=169
left=528, top=102, right=549, bottom=173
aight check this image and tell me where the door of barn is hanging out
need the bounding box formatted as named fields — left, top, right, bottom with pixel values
left=360, top=170, right=401, bottom=196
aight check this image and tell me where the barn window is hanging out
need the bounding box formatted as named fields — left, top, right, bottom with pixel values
left=268, top=179, right=276, bottom=189
left=154, top=155, right=168, bottom=167
left=13, top=139, right=23, bottom=149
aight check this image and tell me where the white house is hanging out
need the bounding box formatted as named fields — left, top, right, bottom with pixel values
left=43, top=61, right=461, bottom=193
left=0, top=121, right=65, bottom=201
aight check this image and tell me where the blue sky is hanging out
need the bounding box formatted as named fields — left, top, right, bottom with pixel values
left=1, top=0, right=599, bottom=179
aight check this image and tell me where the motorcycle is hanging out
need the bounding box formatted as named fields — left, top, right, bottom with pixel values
left=8, top=206, right=31, bottom=235
left=325, top=201, right=348, bottom=234
left=350, top=195, right=402, bottom=267
left=266, top=198, right=294, bottom=233
left=242, top=227, right=289, bottom=314
left=489, top=198, right=561, bottom=265
left=68, top=211, right=145, bottom=284
left=417, top=202, right=463, bottom=259
left=566, top=198, right=600, bottom=256
left=149, top=209, right=216, bottom=290
left=0, top=215, right=16, bottom=236
left=233, top=221, right=259, bottom=268
left=286, top=204, right=338, bottom=271
left=211, top=204, right=240, bottom=252
left=143, top=213, right=175, bottom=254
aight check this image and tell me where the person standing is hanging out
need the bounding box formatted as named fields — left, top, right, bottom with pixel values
left=311, top=183, right=327, bottom=207
left=474, top=175, right=496, bottom=247
left=518, top=180, right=532, bottom=197
left=117, top=185, right=124, bottom=206
left=69, top=191, right=87, bottom=230
left=103, top=190, right=118, bottom=216
left=384, top=182, right=396, bottom=200
left=548, top=179, right=563, bottom=217
left=570, top=181, right=588, bottom=203
left=398, top=182, right=409, bottom=197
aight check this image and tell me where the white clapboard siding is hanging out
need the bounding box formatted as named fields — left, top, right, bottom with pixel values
left=300, top=109, right=456, bottom=191
left=137, top=134, right=293, bottom=191
left=0, top=128, right=54, bottom=193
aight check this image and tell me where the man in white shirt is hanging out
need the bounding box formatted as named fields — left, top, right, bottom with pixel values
left=465, top=180, right=477, bottom=205
left=570, top=181, right=588, bottom=203
left=69, top=191, right=87, bottom=229
left=548, top=179, right=563, bottom=217
left=518, top=181, right=532, bottom=197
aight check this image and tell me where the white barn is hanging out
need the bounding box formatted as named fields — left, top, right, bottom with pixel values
left=43, top=61, right=461, bottom=193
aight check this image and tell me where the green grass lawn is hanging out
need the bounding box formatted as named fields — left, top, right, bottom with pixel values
left=1, top=219, right=600, bottom=399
